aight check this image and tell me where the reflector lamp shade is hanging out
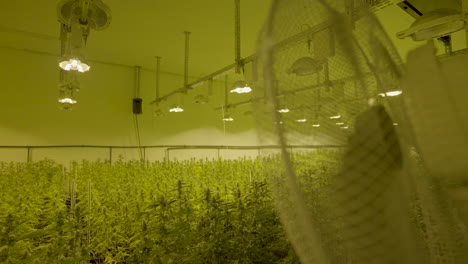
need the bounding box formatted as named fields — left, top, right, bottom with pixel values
left=59, top=58, right=90, bottom=72
left=378, top=90, right=402, bottom=97
left=287, top=57, right=324, bottom=76
left=230, top=80, right=252, bottom=94
left=222, top=115, right=234, bottom=121
left=193, top=94, right=209, bottom=104
left=169, top=104, right=184, bottom=113
left=278, top=106, right=290, bottom=113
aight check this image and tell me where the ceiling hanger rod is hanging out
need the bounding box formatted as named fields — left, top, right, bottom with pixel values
left=184, top=31, right=191, bottom=91
left=235, top=0, right=242, bottom=73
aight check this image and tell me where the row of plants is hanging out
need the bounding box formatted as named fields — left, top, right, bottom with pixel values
left=0, top=151, right=339, bottom=263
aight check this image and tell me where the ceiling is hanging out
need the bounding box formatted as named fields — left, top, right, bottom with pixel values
left=0, top=0, right=272, bottom=77
left=2, top=1, right=461, bottom=85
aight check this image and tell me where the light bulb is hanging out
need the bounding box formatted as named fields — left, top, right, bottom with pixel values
left=58, top=98, right=77, bottom=104
left=230, top=86, right=252, bottom=94
left=230, top=81, right=252, bottom=94
left=378, top=90, right=402, bottom=97
left=169, top=105, right=184, bottom=113
left=59, top=58, right=90, bottom=72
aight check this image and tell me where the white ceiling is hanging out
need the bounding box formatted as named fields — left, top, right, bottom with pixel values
left=0, top=0, right=272, bottom=77
left=2, top=1, right=460, bottom=82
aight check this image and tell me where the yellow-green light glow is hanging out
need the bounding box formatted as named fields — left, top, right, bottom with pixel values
left=336, top=122, right=345, bottom=126
left=59, top=59, right=90, bottom=72
left=169, top=106, right=184, bottom=113
left=230, top=86, right=252, bottom=94
left=222, top=117, right=234, bottom=121
left=379, top=90, right=402, bottom=97
left=296, top=118, right=307, bottom=122
left=58, top=98, right=77, bottom=104
left=278, top=108, right=290, bottom=113
left=312, top=124, right=320, bottom=127
left=329, top=115, right=341, bottom=119
left=230, top=80, right=252, bottom=94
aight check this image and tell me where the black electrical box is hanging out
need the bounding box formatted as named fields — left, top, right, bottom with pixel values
left=133, top=98, right=143, bottom=114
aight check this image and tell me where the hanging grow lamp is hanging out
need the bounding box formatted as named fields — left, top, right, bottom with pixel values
left=59, top=58, right=90, bottom=72
left=223, top=115, right=234, bottom=121
left=230, top=80, right=252, bottom=94
left=278, top=106, right=290, bottom=113
left=379, top=90, right=402, bottom=97
left=169, top=104, right=184, bottom=113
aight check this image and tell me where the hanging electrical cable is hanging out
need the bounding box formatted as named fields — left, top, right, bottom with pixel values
left=133, top=66, right=143, bottom=161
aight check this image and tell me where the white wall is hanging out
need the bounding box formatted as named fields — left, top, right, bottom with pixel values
left=0, top=47, right=260, bottom=163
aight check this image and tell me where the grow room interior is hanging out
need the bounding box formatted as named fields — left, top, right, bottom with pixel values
left=1, top=0, right=468, bottom=263
left=1, top=0, right=464, bottom=163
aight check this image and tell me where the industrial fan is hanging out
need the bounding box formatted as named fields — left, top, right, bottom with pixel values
left=255, top=0, right=468, bottom=263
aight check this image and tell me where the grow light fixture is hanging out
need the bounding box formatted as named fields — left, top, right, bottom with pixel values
left=59, top=58, right=90, bottom=72
left=230, top=80, right=252, bottom=94
left=312, top=124, right=321, bottom=127
left=58, top=98, right=77, bottom=104
left=169, top=105, right=184, bottom=113
left=223, top=115, right=234, bottom=122
left=296, top=118, right=307, bottom=122
left=153, top=104, right=164, bottom=117
left=287, top=57, right=324, bottom=76
left=194, top=94, right=209, bottom=104
left=397, top=9, right=466, bottom=41
left=379, top=90, right=402, bottom=97
left=329, top=114, right=341, bottom=119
